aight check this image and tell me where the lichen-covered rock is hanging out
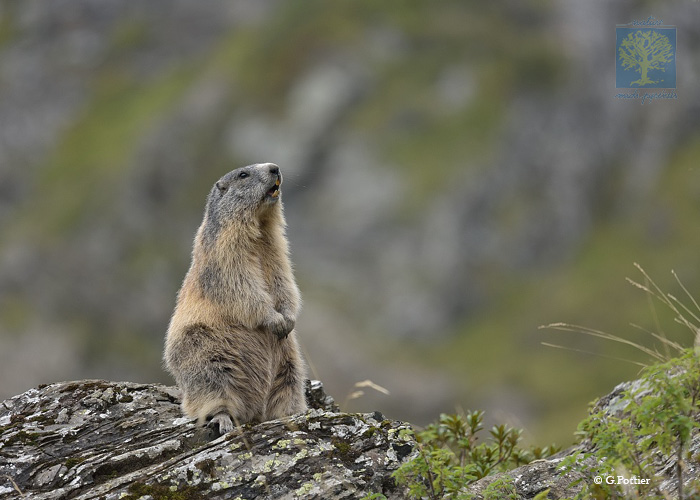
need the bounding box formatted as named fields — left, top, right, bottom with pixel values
left=461, top=450, right=589, bottom=500
left=0, top=380, right=414, bottom=499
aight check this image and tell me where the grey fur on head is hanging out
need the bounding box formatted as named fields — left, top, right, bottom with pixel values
left=202, top=163, right=282, bottom=246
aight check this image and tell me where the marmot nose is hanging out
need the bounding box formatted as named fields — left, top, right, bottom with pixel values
left=268, top=164, right=279, bottom=175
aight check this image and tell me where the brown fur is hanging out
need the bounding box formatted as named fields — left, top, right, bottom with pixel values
left=164, top=163, right=306, bottom=433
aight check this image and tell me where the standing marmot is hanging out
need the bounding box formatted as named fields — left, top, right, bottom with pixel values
left=164, top=163, right=306, bottom=434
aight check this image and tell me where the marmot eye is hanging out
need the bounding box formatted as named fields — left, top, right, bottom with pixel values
left=215, top=181, right=228, bottom=193
left=237, top=171, right=249, bottom=179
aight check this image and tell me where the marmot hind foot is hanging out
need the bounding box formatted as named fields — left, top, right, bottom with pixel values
left=207, top=412, right=235, bottom=436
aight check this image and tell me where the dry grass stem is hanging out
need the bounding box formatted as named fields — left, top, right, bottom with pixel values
left=541, top=264, right=699, bottom=365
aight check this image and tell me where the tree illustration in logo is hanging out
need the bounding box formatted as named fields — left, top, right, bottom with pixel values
left=618, top=30, right=674, bottom=87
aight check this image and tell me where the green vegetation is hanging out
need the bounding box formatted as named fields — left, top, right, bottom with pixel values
left=30, top=64, right=197, bottom=238
left=64, top=456, right=86, bottom=469
left=482, top=476, right=519, bottom=500
left=124, top=481, right=206, bottom=500
left=0, top=8, right=15, bottom=49
left=561, top=350, right=700, bottom=499
left=372, top=411, right=558, bottom=500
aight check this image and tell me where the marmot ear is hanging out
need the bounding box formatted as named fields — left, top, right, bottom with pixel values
left=216, top=181, right=228, bottom=194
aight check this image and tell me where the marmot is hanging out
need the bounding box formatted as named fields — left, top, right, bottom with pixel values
left=164, top=163, right=306, bottom=434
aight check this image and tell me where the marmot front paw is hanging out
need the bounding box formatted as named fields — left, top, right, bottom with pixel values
left=262, top=313, right=295, bottom=340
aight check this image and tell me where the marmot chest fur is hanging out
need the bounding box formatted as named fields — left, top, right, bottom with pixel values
left=164, top=163, right=306, bottom=434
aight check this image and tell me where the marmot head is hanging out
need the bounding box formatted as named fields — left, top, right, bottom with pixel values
left=202, top=163, right=283, bottom=240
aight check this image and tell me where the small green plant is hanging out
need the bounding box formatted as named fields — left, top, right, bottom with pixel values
left=360, top=494, right=388, bottom=500
left=482, top=476, right=518, bottom=500
left=391, top=411, right=559, bottom=500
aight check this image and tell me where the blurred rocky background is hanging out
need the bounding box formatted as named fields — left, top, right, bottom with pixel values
left=0, top=0, right=698, bottom=445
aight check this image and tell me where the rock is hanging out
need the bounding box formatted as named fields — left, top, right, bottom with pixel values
left=0, top=380, right=414, bottom=499
left=3, top=375, right=700, bottom=499
left=463, top=450, right=589, bottom=500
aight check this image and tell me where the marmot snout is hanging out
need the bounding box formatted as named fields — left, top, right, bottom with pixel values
left=164, top=163, right=307, bottom=434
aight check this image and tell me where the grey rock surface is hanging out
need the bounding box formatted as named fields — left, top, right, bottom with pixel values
left=0, top=380, right=414, bottom=499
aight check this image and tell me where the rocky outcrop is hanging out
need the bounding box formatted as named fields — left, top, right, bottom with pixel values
left=0, top=380, right=414, bottom=499
left=3, top=376, right=699, bottom=499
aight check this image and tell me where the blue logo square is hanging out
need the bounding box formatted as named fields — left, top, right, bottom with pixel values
left=616, top=27, right=676, bottom=88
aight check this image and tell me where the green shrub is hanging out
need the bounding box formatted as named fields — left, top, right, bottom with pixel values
left=390, top=411, right=559, bottom=499
left=561, top=349, right=700, bottom=500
